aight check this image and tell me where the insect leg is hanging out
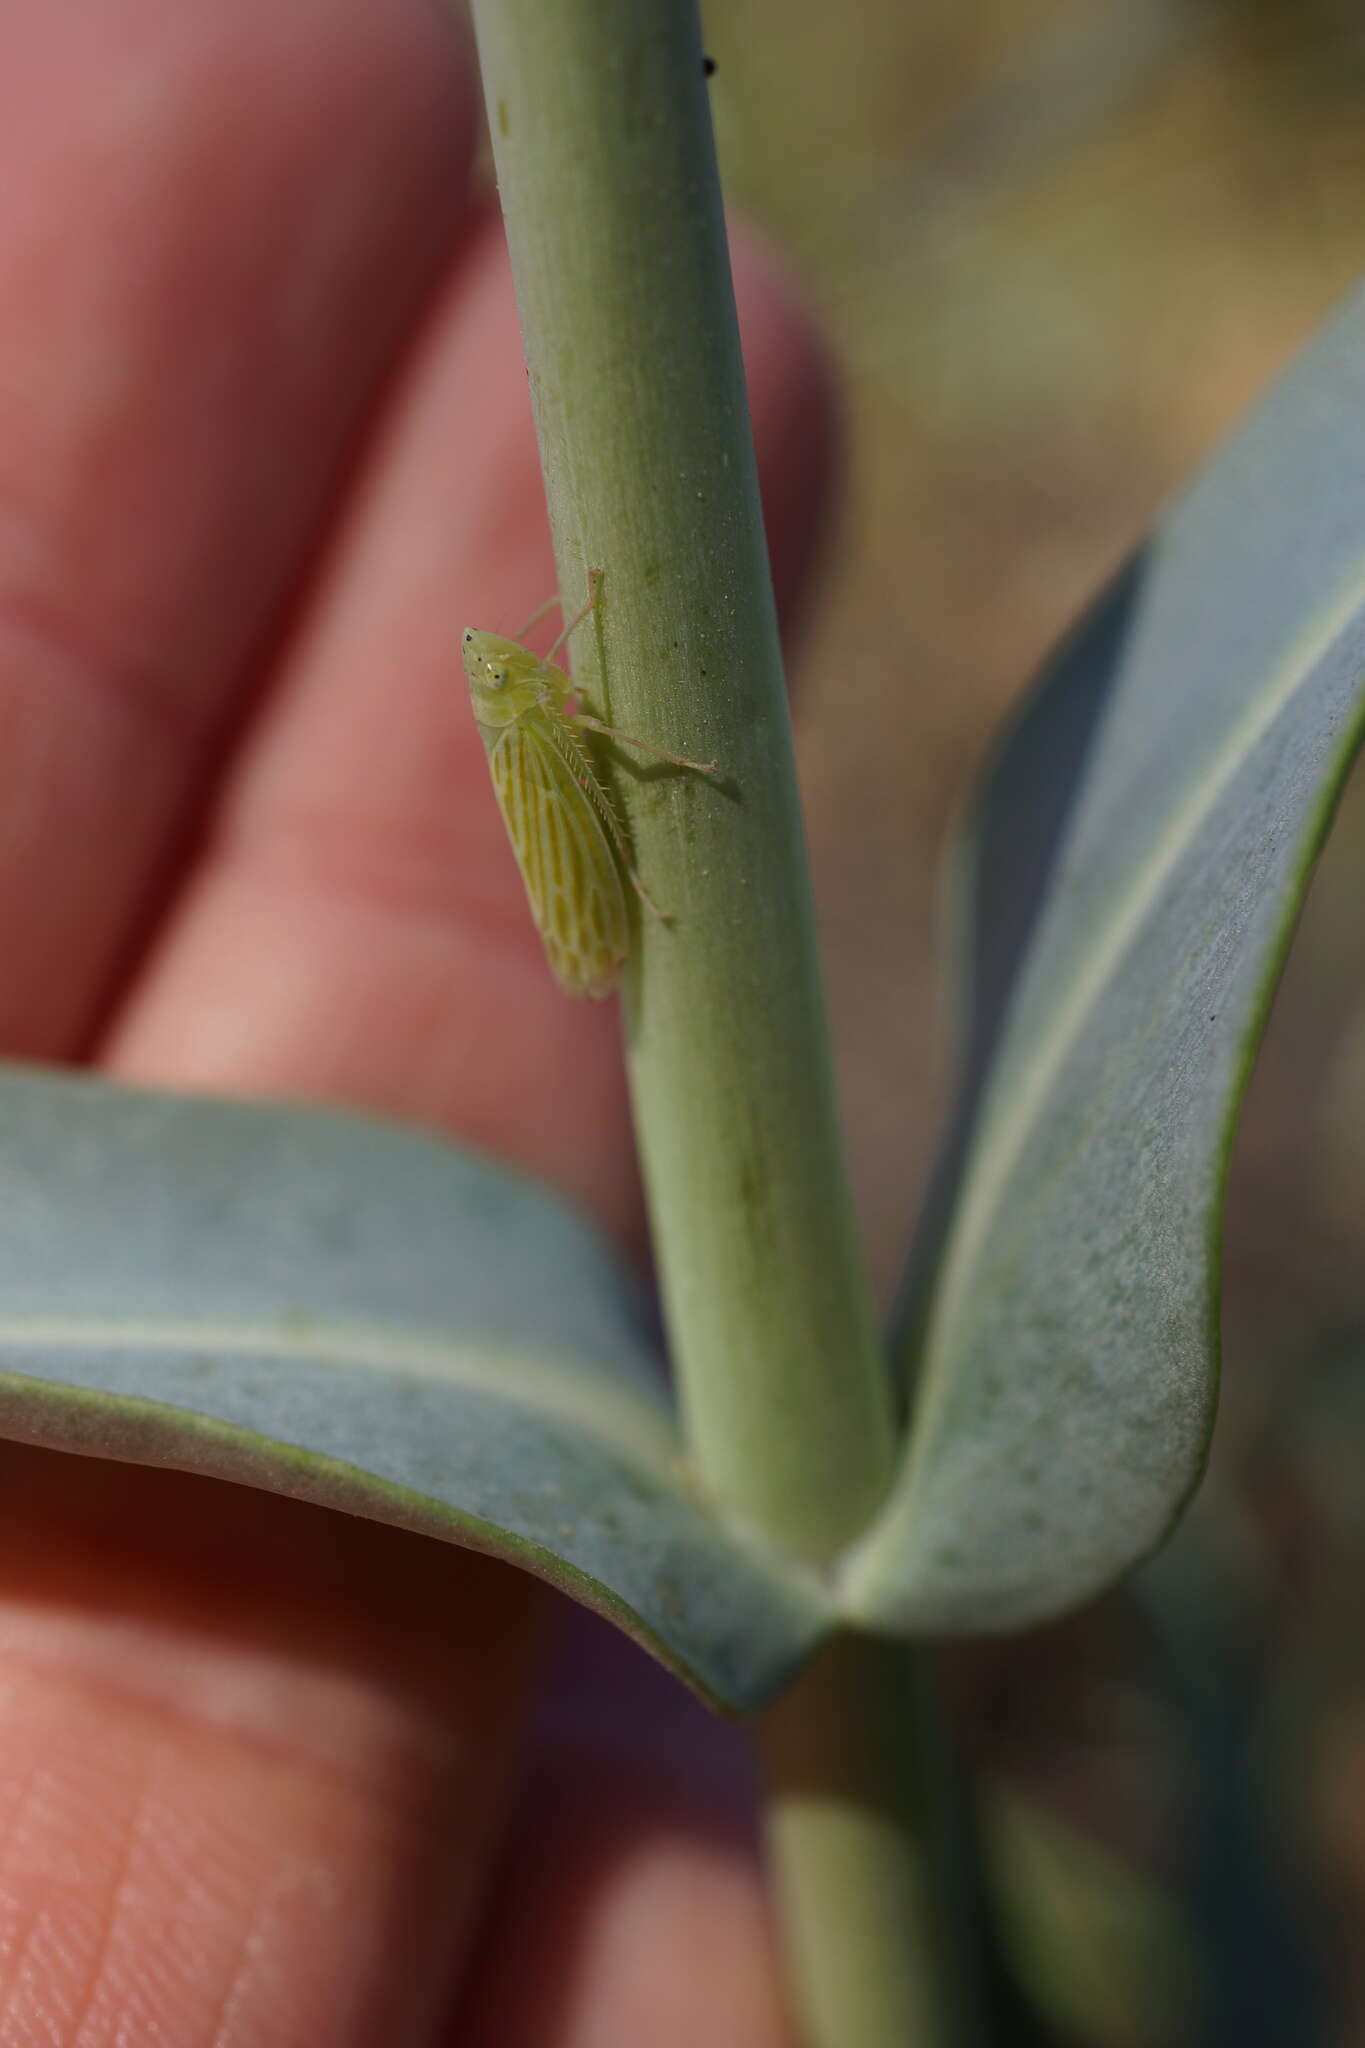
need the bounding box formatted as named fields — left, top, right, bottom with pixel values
left=624, top=863, right=668, bottom=923
left=542, top=566, right=603, bottom=665
left=572, top=713, right=717, bottom=776
left=567, top=754, right=668, bottom=923
left=563, top=746, right=675, bottom=925
left=547, top=707, right=670, bottom=924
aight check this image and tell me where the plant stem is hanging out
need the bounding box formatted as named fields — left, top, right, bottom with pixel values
left=467, top=4, right=937, bottom=2040
left=466, top=0, right=890, bottom=1562
left=761, top=1637, right=948, bottom=2045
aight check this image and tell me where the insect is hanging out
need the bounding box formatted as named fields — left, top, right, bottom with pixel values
left=462, top=570, right=716, bottom=999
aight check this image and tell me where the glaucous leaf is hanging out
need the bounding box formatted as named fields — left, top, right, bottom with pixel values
left=0, top=1064, right=825, bottom=1709
left=842, top=282, right=1365, bottom=1633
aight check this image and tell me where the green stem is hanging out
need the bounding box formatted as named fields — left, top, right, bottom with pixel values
left=760, top=1638, right=947, bottom=2045
left=466, top=4, right=942, bottom=2040
left=467, top=0, right=889, bottom=1561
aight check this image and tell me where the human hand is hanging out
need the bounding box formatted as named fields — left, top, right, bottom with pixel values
left=0, top=4, right=834, bottom=2041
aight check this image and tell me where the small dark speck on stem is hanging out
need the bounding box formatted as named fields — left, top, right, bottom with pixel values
left=703, top=54, right=717, bottom=77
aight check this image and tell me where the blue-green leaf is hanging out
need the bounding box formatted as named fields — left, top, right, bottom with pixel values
left=0, top=1063, right=825, bottom=1709
left=842, top=281, right=1365, bottom=1634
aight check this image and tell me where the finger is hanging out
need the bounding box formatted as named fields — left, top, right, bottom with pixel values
left=454, top=1612, right=792, bottom=2042
left=103, top=222, right=838, bottom=1241
left=0, top=6, right=552, bottom=2042
left=88, top=205, right=834, bottom=2038
left=0, top=1442, right=545, bottom=2046
left=92, top=213, right=834, bottom=2035
left=454, top=1753, right=790, bottom=2046
left=0, top=0, right=475, bottom=1057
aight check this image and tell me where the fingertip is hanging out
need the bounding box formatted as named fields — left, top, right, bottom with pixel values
left=454, top=1751, right=790, bottom=2046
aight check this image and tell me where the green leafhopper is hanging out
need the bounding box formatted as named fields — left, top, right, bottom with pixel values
left=462, top=570, right=716, bottom=999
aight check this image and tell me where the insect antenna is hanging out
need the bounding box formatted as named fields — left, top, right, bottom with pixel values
left=512, top=591, right=562, bottom=643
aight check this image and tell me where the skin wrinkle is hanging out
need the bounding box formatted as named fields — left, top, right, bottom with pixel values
left=0, top=561, right=213, bottom=756
left=0, top=1455, right=545, bottom=1810
left=0, top=1626, right=463, bottom=1817
left=0, top=1442, right=550, bottom=2044
left=58, top=1748, right=149, bottom=2048
left=0, top=1736, right=136, bottom=2039
left=80, top=1751, right=384, bottom=2046
left=0, top=1631, right=519, bottom=2047
left=208, top=1865, right=301, bottom=2048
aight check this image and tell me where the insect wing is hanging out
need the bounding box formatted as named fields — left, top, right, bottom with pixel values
left=489, top=716, right=629, bottom=998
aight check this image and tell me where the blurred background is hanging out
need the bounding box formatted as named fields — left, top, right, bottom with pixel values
left=698, top=3, right=1365, bottom=2043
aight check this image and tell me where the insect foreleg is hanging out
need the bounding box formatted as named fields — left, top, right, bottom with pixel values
left=542, top=566, right=603, bottom=666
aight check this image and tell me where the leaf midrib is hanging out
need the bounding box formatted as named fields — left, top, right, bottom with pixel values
left=0, top=1313, right=680, bottom=1476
